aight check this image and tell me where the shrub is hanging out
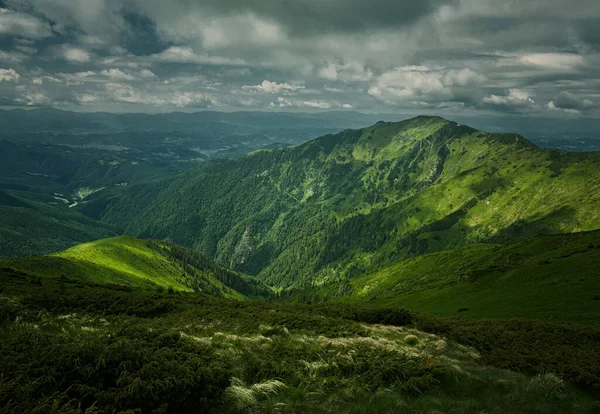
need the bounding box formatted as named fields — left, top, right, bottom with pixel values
left=405, top=335, right=419, bottom=346
left=0, top=324, right=231, bottom=413
left=414, top=314, right=600, bottom=390
left=530, top=373, right=565, bottom=398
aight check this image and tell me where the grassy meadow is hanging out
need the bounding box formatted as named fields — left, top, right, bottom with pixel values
left=1, top=280, right=599, bottom=413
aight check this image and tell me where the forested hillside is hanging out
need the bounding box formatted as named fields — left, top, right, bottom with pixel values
left=99, top=116, right=600, bottom=289
left=0, top=191, right=117, bottom=258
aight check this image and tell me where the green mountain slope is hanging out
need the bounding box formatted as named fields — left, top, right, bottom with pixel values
left=99, top=116, right=600, bottom=289
left=322, top=230, right=600, bottom=324
left=0, top=236, right=272, bottom=299
left=0, top=191, right=117, bottom=258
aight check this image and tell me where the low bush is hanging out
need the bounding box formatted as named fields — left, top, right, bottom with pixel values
left=414, top=314, right=600, bottom=390
left=0, top=323, right=231, bottom=413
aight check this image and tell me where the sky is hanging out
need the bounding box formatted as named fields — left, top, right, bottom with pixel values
left=0, top=0, right=599, bottom=117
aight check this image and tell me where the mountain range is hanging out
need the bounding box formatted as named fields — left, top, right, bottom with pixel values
left=94, top=116, right=600, bottom=292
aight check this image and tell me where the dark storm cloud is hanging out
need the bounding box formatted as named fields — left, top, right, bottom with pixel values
left=136, top=0, right=458, bottom=35
left=552, top=91, right=594, bottom=110
left=0, top=0, right=599, bottom=118
left=119, top=10, right=167, bottom=56
left=576, top=19, right=600, bottom=49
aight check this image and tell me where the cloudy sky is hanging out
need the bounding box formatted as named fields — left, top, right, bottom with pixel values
left=0, top=0, right=599, bottom=117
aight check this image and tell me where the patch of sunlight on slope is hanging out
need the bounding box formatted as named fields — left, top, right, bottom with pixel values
left=54, top=236, right=192, bottom=291
left=2, top=236, right=191, bottom=291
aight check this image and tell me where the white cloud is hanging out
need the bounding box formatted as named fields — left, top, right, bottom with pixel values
left=242, top=80, right=304, bottom=94
left=199, top=14, right=284, bottom=50
left=0, top=50, right=28, bottom=64
left=0, top=8, right=52, bottom=38
left=59, top=71, right=96, bottom=85
left=33, top=75, right=63, bottom=84
left=15, top=92, right=53, bottom=106
left=318, top=61, right=373, bottom=83
left=235, top=97, right=260, bottom=107
left=100, top=68, right=136, bottom=81
left=0, top=68, right=20, bottom=82
left=302, top=100, right=332, bottom=109
left=519, top=53, right=585, bottom=70
left=78, top=93, right=100, bottom=103
left=150, top=46, right=246, bottom=66
left=547, top=91, right=595, bottom=114
left=62, top=47, right=91, bottom=63
left=15, top=45, right=38, bottom=55
left=269, top=96, right=344, bottom=109
left=442, top=68, right=486, bottom=87
left=140, top=69, right=157, bottom=79
left=368, top=65, right=485, bottom=106
left=482, top=89, right=537, bottom=110
left=546, top=101, right=579, bottom=114
left=104, top=82, right=217, bottom=107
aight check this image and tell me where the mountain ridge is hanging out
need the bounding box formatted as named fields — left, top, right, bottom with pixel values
left=97, top=115, right=600, bottom=289
left=0, top=236, right=272, bottom=299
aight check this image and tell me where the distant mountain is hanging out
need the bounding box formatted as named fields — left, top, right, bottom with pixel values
left=0, top=108, right=397, bottom=161
left=98, top=116, right=600, bottom=289
left=0, top=108, right=387, bottom=135
left=0, top=140, right=196, bottom=258
left=2, top=108, right=599, bottom=152
left=0, top=236, right=272, bottom=299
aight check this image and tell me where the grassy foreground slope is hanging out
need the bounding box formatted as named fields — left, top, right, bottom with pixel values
left=0, top=236, right=272, bottom=299
left=1, top=284, right=599, bottom=413
left=0, top=190, right=117, bottom=258
left=332, top=231, right=600, bottom=324
left=99, top=116, right=600, bottom=289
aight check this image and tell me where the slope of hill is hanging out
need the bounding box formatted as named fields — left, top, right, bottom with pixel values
left=3, top=283, right=599, bottom=413
left=0, top=139, right=203, bottom=258
left=0, top=236, right=272, bottom=299
left=99, top=116, right=600, bottom=290
left=310, top=231, right=600, bottom=324
left=0, top=191, right=117, bottom=258
left=0, top=140, right=198, bottom=217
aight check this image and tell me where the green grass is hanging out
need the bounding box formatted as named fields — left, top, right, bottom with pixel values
left=336, top=230, right=600, bottom=324
left=1, top=236, right=192, bottom=292
left=0, top=236, right=273, bottom=300
left=1, top=284, right=599, bottom=413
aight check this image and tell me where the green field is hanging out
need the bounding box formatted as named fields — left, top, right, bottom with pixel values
left=332, top=231, right=600, bottom=324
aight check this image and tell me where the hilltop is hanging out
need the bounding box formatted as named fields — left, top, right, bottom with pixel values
left=0, top=236, right=272, bottom=299
left=97, top=116, right=600, bottom=289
